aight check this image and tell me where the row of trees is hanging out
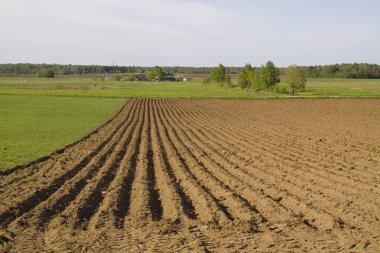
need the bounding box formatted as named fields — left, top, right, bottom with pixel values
left=238, top=61, right=280, bottom=90
left=238, top=62, right=306, bottom=95
left=206, top=62, right=306, bottom=95
left=0, top=63, right=242, bottom=76
left=0, top=64, right=142, bottom=76
left=299, top=63, right=380, bottom=79
left=1, top=63, right=379, bottom=79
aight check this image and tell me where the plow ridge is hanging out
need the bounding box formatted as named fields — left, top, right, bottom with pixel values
left=0, top=101, right=131, bottom=177
left=0, top=101, right=136, bottom=229
left=162, top=100, right=267, bottom=217
left=175, top=100, right=380, bottom=230
left=159, top=100, right=263, bottom=224
left=113, top=101, right=145, bottom=229
left=156, top=104, right=234, bottom=222
left=1, top=98, right=379, bottom=252
left=37, top=101, right=141, bottom=229
left=146, top=103, right=163, bottom=221
left=74, top=115, right=138, bottom=229
left=151, top=104, right=197, bottom=220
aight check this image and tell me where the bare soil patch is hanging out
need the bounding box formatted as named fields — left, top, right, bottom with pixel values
left=1, top=99, right=379, bottom=252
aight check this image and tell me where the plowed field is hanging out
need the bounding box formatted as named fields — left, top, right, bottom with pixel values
left=1, top=99, right=379, bottom=252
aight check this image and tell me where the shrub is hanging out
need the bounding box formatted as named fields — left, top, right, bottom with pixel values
left=37, top=70, right=54, bottom=78
left=203, top=77, right=211, bottom=84
left=113, top=75, right=122, bottom=81
left=270, top=84, right=288, bottom=94
left=123, top=73, right=138, bottom=81
left=175, top=76, right=183, bottom=82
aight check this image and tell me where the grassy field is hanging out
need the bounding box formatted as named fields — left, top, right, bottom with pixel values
left=0, top=78, right=275, bottom=99
left=1, top=77, right=379, bottom=98
left=0, top=95, right=124, bottom=171
left=299, top=78, right=380, bottom=98
left=306, top=78, right=380, bottom=88
left=0, top=76, right=379, bottom=170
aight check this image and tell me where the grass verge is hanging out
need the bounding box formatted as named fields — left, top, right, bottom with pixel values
left=0, top=95, right=124, bottom=170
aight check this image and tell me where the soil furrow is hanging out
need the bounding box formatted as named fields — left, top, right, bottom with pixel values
left=0, top=101, right=133, bottom=205
left=181, top=99, right=380, bottom=189
left=146, top=101, right=163, bottom=221
left=150, top=100, right=196, bottom=221
left=35, top=100, right=141, bottom=230
left=39, top=99, right=142, bottom=229
left=73, top=101, right=143, bottom=229
left=169, top=100, right=342, bottom=230
left=176, top=99, right=379, bottom=186
left=152, top=99, right=230, bottom=224
left=196, top=110, right=380, bottom=226
left=124, top=100, right=153, bottom=223
left=157, top=100, right=257, bottom=224
left=174, top=99, right=380, bottom=223
left=1, top=98, right=379, bottom=252
left=0, top=101, right=135, bottom=229
left=160, top=99, right=266, bottom=225
left=163, top=100, right=295, bottom=223
left=156, top=101, right=234, bottom=222
left=85, top=100, right=146, bottom=232
left=113, top=100, right=146, bottom=228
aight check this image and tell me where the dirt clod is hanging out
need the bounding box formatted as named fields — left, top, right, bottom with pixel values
left=0, top=99, right=379, bottom=252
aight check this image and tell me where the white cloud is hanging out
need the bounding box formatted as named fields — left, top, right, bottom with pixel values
left=33, top=0, right=233, bottom=35
left=0, top=0, right=239, bottom=65
left=0, top=0, right=379, bottom=66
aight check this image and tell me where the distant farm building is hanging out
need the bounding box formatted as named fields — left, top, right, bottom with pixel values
left=182, top=77, right=193, bottom=82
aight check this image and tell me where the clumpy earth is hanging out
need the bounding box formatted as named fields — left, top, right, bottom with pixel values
left=1, top=99, right=379, bottom=252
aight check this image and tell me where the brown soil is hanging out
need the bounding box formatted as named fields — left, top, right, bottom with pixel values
left=0, top=99, right=379, bottom=252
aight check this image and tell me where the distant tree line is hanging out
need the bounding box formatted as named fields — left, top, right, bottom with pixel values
left=296, top=63, right=380, bottom=79
left=0, top=63, right=379, bottom=79
left=0, top=63, right=242, bottom=76
left=0, top=64, right=148, bottom=76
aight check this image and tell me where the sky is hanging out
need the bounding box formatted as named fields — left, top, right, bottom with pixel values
left=1, top=0, right=379, bottom=67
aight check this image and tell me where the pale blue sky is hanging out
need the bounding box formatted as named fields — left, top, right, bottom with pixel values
left=1, top=0, right=379, bottom=66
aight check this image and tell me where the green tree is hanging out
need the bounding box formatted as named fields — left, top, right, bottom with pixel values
left=260, top=61, right=280, bottom=89
left=283, top=65, right=306, bottom=95
left=238, top=64, right=258, bottom=89
left=146, top=66, right=164, bottom=81
left=153, top=66, right=163, bottom=80
left=146, top=71, right=154, bottom=81
left=210, top=64, right=231, bottom=86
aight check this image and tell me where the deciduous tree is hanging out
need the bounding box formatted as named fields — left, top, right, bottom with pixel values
left=283, top=65, right=306, bottom=95
left=146, top=66, right=164, bottom=81
left=238, top=63, right=258, bottom=89
left=260, top=61, right=280, bottom=89
left=210, top=64, right=231, bottom=86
